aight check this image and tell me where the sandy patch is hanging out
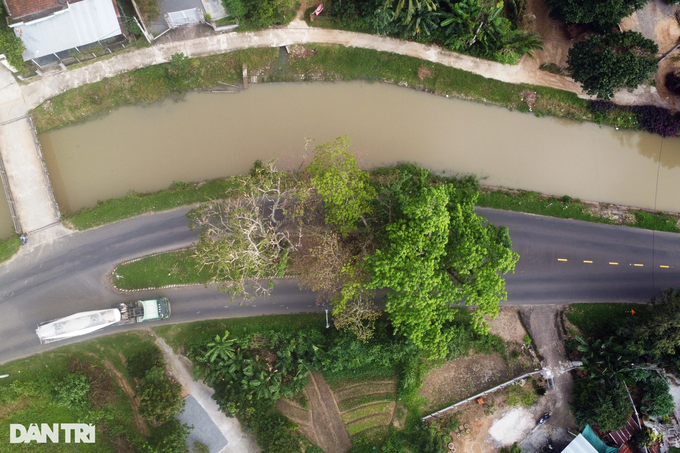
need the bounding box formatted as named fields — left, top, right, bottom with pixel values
left=488, top=306, right=528, bottom=344
left=488, top=407, right=536, bottom=445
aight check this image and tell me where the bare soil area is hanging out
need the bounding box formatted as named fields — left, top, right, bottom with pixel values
left=277, top=371, right=352, bottom=453
left=525, top=0, right=575, bottom=69
left=421, top=307, right=539, bottom=412
left=622, top=0, right=680, bottom=108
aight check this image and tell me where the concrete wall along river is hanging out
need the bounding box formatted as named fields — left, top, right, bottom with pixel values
left=0, top=82, right=678, bottom=238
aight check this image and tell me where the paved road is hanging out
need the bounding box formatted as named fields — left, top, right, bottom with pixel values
left=1, top=207, right=678, bottom=366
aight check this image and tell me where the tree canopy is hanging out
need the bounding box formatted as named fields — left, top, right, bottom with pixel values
left=307, top=136, right=377, bottom=236
left=546, top=0, right=649, bottom=30
left=366, top=168, right=518, bottom=355
left=567, top=31, right=658, bottom=100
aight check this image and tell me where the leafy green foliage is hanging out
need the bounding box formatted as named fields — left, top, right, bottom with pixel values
left=367, top=167, right=518, bottom=355
left=126, top=345, right=164, bottom=380
left=567, top=31, right=658, bottom=100
left=308, top=136, right=377, bottom=236
left=571, top=377, right=632, bottom=432
left=142, top=419, right=191, bottom=453
left=0, top=28, right=25, bottom=70
left=637, top=373, right=674, bottom=418
left=138, top=366, right=185, bottom=424
left=222, top=0, right=298, bottom=28
left=384, top=0, right=437, bottom=25
left=547, top=0, right=649, bottom=30
left=619, top=288, right=680, bottom=360
left=54, top=373, right=90, bottom=409
left=500, top=443, right=528, bottom=453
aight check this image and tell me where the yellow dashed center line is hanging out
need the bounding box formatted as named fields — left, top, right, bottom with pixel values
left=583, top=260, right=593, bottom=263
left=609, top=262, right=618, bottom=265
left=634, top=264, right=644, bottom=267
left=557, top=259, right=567, bottom=262
left=661, top=265, right=670, bottom=268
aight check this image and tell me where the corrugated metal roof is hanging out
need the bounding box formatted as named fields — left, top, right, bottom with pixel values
left=562, top=435, right=601, bottom=453
left=5, top=0, right=62, bottom=18
left=13, top=0, right=122, bottom=60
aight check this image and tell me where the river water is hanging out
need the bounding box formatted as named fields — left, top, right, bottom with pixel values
left=1, top=82, right=678, bottom=238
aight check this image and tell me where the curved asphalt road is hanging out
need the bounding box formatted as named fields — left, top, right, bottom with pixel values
left=0, top=207, right=678, bottom=366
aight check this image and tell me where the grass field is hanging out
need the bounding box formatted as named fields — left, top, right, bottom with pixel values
left=113, top=249, right=214, bottom=290
left=565, top=303, right=651, bottom=338
left=0, top=330, right=159, bottom=452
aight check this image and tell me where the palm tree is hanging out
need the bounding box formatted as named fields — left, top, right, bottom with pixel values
left=384, top=0, right=438, bottom=25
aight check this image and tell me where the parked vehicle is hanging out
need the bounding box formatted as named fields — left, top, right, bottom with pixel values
left=36, top=298, right=171, bottom=344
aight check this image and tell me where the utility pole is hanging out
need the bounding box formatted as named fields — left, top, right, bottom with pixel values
left=324, top=305, right=329, bottom=328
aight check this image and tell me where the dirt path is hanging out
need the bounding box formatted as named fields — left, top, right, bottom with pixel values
left=99, top=359, right=150, bottom=436
left=519, top=306, right=576, bottom=431
left=304, top=371, right=353, bottom=453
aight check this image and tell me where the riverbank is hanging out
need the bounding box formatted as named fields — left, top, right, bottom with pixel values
left=31, top=43, right=665, bottom=138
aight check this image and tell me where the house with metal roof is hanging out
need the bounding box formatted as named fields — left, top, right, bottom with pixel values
left=3, top=0, right=124, bottom=66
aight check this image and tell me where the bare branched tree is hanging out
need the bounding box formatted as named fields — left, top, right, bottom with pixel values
left=188, top=161, right=303, bottom=300
left=290, top=230, right=348, bottom=304
left=333, top=291, right=381, bottom=342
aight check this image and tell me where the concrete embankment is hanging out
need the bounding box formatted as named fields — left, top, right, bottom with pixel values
left=0, top=68, right=60, bottom=235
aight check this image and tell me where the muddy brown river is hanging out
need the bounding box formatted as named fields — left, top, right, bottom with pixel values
left=1, top=82, right=678, bottom=238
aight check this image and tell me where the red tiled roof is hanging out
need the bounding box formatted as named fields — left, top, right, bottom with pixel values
left=5, top=0, right=62, bottom=18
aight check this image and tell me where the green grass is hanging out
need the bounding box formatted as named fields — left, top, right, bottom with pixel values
left=566, top=303, right=651, bottom=338
left=0, top=330, right=159, bottom=452
left=339, top=393, right=396, bottom=412
left=342, top=402, right=393, bottom=424
left=346, top=412, right=394, bottom=436
left=633, top=211, right=680, bottom=233
left=153, top=313, right=324, bottom=354
left=32, top=48, right=279, bottom=133
left=0, top=235, right=20, bottom=263
left=289, top=45, right=592, bottom=122
left=503, top=383, right=538, bottom=407
left=477, top=190, right=609, bottom=223
left=113, top=249, right=214, bottom=289
left=64, top=177, right=243, bottom=230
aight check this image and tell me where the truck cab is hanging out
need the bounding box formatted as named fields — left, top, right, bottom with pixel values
left=118, top=297, right=171, bottom=323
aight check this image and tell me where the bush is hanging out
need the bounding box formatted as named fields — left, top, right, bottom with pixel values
left=142, top=419, right=191, bottom=453
left=0, top=28, right=24, bottom=70
left=632, top=105, right=680, bottom=137
left=571, top=377, right=632, bottom=432
left=126, top=345, right=164, bottom=380
left=137, top=366, right=185, bottom=424
left=54, top=372, right=90, bottom=409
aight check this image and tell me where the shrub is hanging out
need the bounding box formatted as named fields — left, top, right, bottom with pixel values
left=665, top=72, right=680, bottom=96
left=0, top=28, right=24, bottom=70
left=137, top=366, right=185, bottom=424
left=632, top=105, right=680, bottom=137
left=126, top=345, right=164, bottom=380
left=54, top=373, right=90, bottom=409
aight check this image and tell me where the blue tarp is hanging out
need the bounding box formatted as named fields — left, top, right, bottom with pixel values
left=582, top=425, right=621, bottom=453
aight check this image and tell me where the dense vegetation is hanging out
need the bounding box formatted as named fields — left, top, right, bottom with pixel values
left=567, top=291, right=680, bottom=433
left=222, top=0, right=299, bottom=28
left=567, top=32, right=658, bottom=100
left=546, top=0, right=649, bottom=30
left=0, top=331, right=187, bottom=452
left=180, top=311, right=504, bottom=452
left=188, top=139, right=518, bottom=352
left=306, top=0, right=542, bottom=64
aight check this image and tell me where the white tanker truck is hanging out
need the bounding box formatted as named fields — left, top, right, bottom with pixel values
left=36, top=298, right=171, bottom=344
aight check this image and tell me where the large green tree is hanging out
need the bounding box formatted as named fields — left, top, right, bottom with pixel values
left=619, top=287, right=680, bottom=360
left=567, top=31, right=658, bottom=100
left=546, top=0, right=649, bottom=30
left=384, top=0, right=437, bottom=25
left=366, top=168, right=518, bottom=355
left=571, top=377, right=632, bottom=432
left=307, top=136, right=377, bottom=236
